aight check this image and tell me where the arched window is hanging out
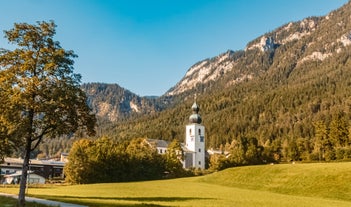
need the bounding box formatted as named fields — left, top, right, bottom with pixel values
left=198, top=129, right=201, bottom=135
left=189, top=129, right=192, bottom=135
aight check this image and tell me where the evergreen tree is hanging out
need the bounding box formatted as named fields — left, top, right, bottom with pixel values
left=312, top=121, right=328, bottom=161
left=329, top=113, right=349, bottom=148
left=228, top=138, right=246, bottom=166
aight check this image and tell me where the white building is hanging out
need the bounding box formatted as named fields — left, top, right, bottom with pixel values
left=183, top=102, right=206, bottom=169
left=145, top=139, right=170, bottom=154
left=3, top=171, right=45, bottom=184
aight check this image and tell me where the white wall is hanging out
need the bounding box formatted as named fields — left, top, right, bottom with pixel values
left=185, top=123, right=205, bottom=169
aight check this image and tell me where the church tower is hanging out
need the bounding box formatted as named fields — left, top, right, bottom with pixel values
left=184, top=101, right=205, bottom=169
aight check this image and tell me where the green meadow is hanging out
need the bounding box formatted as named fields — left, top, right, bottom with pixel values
left=1, top=162, right=351, bottom=207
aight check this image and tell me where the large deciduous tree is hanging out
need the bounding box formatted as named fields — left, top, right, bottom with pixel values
left=0, top=21, right=96, bottom=206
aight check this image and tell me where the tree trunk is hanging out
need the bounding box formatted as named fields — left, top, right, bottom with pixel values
left=18, top=136, right=32, bottom=207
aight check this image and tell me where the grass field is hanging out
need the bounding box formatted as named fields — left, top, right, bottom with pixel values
left=1, top=162, right=351, bottom=207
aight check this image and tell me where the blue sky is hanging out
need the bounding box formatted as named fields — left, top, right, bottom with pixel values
left=0, top=0, right=348, bottom=96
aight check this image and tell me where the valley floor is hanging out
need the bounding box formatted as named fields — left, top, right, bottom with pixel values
left=1, top=162, right=351, bottom=207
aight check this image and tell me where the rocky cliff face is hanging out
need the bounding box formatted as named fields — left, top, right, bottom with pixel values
left=166, top=50, right=237, bottom=96
left=82, top=83, right=160, bottom=122
left=167, top=1, right=351, bottom=99
left=165, top=17, right=323, bottom=98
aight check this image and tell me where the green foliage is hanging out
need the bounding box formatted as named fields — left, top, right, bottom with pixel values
left=310, top=113, right=351, bottom=162
left=0, top=20, right=96, bottom=151
left=164, top=139, right=187, bottom=178
left=329, top=112, right=349, bottom=148
left=125, top=138, right=165, bottom=181
left=65, top=137, right=172, bottom=184
left=209, top=154, right=230, bottom=171
left=209, top=136, right=265, bottom=171
left=64, top=139, right=94, bottom=184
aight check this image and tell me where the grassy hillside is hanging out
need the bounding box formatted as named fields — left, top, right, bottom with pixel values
left=1, top=163, right=351, bottom=206
left=198, top=162, right=351, bottom=201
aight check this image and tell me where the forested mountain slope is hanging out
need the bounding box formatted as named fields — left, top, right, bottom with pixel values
left=101, top=2, right=351, bottom=162
left=84, top=2, right=351, bottom=123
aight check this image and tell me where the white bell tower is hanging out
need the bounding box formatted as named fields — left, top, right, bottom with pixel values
left=184, top=101, right=205, bottom=169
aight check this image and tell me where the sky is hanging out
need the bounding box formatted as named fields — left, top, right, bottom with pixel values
left=0, top=0, right=348, bottom=96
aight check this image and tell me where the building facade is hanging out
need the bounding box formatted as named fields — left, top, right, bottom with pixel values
left=145, top=139, right=170, bottom=154
left=1, top=158, right=65, bottom=180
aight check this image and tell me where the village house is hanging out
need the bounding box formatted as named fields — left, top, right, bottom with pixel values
left=145, top=139, right=170, bottom=154
left=0, top=157, right=66, bottom=182
left=2, top=171, right=46, bottom=184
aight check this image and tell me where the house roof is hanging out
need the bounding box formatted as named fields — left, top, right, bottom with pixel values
left=3, top=158, right=65, bottom=167
left=145, top=139, right=170, bottom=148
left=4, top=171, right=43, bottom=178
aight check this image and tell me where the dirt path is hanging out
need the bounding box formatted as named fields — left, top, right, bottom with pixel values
left=0, top=193, right=88, bottom=207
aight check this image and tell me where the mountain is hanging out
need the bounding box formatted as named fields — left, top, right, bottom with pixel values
left=85, top=1, right=351, bottom=142
left=81, top=83, right=163, bottom=122
left=166, top=50, right=239, bottom=96
left=105, top=1, right=351, bottom=143
left=166, top=5, right=351, bottom=99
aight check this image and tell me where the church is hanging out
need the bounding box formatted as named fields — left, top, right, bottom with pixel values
left=144, top=101, right=206, bottom=170
left=183, top=101, right=206, bottom=169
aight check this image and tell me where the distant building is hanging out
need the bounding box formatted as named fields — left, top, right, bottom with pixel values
left=183, top=102, right=206, bottom=169
left=144, top=101, right=207, bottom=170
left=207, top=148, right=230, bottom=157
left=60, top=153, right=69, bottom=162
left=0, top=157, right=65, bottom=180
left=145, top=139, right=170, bottom=154
left=3, top=171, right=45, bottom=184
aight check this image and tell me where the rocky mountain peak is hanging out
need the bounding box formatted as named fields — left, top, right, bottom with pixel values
left=246, top=36, right=277, bottom=52
left=166, top=50, right=236, bottom=96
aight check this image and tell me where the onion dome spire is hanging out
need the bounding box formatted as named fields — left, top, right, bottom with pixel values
left=189, top=101, right=202, bottom=124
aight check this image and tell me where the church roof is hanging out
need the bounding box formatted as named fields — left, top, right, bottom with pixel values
left=191, top=102, right=200, bottom=113
left=189, top=113, right=202, bottom=124
left=189, top=102, right=202, bottom=124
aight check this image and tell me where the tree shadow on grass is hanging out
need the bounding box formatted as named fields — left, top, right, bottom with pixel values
left=34, top=195, right=216, bottom=207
